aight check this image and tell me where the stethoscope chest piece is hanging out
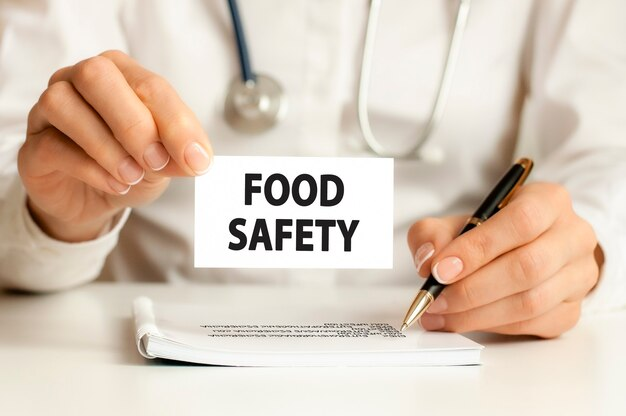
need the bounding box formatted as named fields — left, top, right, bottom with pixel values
left=224, top=74, right=287, bottom=134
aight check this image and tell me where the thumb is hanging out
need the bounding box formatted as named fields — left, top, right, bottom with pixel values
left=407, top=215, right=467, bottom=277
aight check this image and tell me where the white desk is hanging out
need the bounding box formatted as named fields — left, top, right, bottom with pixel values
left=1, top=283, right=624, bottom=416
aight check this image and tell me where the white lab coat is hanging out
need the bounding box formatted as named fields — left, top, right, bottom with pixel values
left=0, top=0, right=625, bottom=313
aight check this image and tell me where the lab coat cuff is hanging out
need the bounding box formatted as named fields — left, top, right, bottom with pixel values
left=0, top=178, right=130, bottom=291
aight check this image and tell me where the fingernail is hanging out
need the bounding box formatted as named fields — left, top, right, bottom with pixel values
left=420, top=313, right=445, bottom=331
left=107, top=176, right=131, bottom=195
left=144, top=142, right=170, bottom=171
left=427, top=296, right=448, bottom=314
left=432, top=256, right=463, bottom=283
left=118, top=156, right=145, bottom=185
left=414, top=242, right=435, bottom=277
left=184, top=142, right=211, bottom=175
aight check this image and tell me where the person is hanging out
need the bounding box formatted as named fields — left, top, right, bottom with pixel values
left=0, top=0, right=624, bottom=338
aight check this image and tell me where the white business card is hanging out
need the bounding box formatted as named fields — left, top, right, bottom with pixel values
left=194, top=156, right=393, bottom=269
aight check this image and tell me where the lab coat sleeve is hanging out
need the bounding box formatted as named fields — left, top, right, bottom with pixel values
left=0, top=0, right=130, bottom=291
left=518, top=0, right=626, bottom=313
left=0, top=177, right=131, bottom=292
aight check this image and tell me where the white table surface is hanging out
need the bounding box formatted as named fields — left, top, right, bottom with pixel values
left=1, top=282, right=624, bottom=416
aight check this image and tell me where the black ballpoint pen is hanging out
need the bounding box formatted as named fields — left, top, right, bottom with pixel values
left=401, top=158, right=534, bottom=331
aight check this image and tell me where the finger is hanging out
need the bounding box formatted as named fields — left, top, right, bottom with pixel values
left=48, top=66, right=72, bottom=86
left=429, top=221, right=595, bottom=314
left=420, top=259, right=592, bottom=332
left=100, top=50, right=213, bottom=176
left=56, top=55, right=175, bottom=175
left=19, top=127, right=130, bottom=196
left=429, top=183, right=568, bottom=284
left=564, top=256, right=600, bottom=302
left=29, top=80, right=145, bottom=186
left=485, top=301, right=581, bottom=339
left=407, top=216, right=466, bottom=277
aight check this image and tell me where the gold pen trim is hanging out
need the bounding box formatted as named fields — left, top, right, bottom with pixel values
left=497, top=157, right=534, bottom=209
left=401, top=290, right=434, bottom=331
left=465, top=217, right=483, bottom=227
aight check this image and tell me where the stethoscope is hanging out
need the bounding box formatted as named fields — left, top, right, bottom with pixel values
left=224, top=0, right=472, bottom=161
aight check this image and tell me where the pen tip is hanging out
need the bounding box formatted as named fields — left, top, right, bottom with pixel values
left=400, top=323, right=408, bottom=332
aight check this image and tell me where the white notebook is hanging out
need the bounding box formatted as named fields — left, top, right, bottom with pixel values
left=133, top=295, right=483, bottom=367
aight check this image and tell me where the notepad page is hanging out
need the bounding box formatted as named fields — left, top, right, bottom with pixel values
left=134, top=297, right=482, bottom=366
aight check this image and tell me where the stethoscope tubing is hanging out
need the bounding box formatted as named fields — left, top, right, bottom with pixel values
left=227, top=0, right=256, bottom=84
left=224, top=0, right=472, bottom=158
left=357, top=0, right=471, bottom=159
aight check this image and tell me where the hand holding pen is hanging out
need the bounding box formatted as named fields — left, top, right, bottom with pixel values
left=403, top=159, right=603, bottom=338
